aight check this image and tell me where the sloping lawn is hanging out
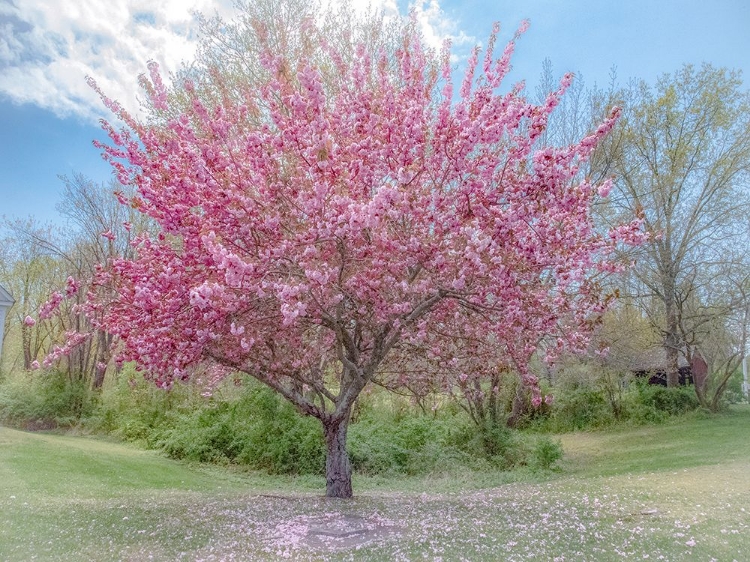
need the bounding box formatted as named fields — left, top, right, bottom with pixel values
left=2, top=407, right=749, bottom=561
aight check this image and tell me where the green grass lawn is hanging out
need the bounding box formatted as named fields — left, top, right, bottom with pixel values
left=2, top=407, right=749, bottom=561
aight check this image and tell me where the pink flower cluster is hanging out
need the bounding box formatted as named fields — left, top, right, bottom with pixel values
left=65, top=276, right=79, bottom=297
left=38, top=291, right=63, bottom=320
left=43, top=331, right=92, bottom=368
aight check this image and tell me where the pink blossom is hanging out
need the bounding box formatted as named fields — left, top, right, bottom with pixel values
left=24, top=316, right=36, bottom=327
left=38, top=292, right=63, bottom=320
left=65, top=276, right=79, bottom=297
left=598, top=180, right=613, bottom=198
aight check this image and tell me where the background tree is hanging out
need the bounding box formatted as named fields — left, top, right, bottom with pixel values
left=598, top=64, right=750, bottom=387
left=687, top=259, right=750, bottom=410
left=535, top=59, right=601, bottom=151
left=144, top=0, right=400, bottom=124
left=0, top=224, right=64, bottom=371
left=8, top=175, right=148, bottom=388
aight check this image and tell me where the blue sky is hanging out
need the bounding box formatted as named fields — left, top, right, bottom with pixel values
left=1, top=0, right=749, bottom=228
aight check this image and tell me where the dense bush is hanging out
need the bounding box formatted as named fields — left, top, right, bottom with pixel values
left=89, top=372, right=560, bottom=475
left=531, top=376, right=701, bottom=432
left=157, top=385, right=326, bottom=474
left=0, top=369, right=92, bottom=429
left=529, top=435, right=564, bottom=470
left=0, top=362, right=703, bottom=476
left=719, top=369, right=745, bottom=405
left=86, top=369, right=324, bottom=473
left=86, top=366, right=186, bottom=445
left=634, top=382, right=700, bottom=416
left=349, top=406, right=564, bottom=474
left=156, top=387, right=557, bottom=475
left=348, top=411, right=474, bottom=475
left=544, top=387, right=617, bottom=431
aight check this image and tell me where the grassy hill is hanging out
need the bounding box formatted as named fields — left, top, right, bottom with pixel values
left=2, top=407, right=749, bottom=561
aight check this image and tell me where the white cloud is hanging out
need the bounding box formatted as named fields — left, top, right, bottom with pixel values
left=0, top=0, right=470, bottom=124
left=410, top=0, right=474, bottom=52
left=0, top=0, right=236, bottom=123
left=347, top=0, right=474, bottom=53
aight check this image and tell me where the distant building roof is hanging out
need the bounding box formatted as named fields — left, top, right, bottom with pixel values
left=0, top=284, right=14, bottom=307
left=629, top=347, right=690, bottom=372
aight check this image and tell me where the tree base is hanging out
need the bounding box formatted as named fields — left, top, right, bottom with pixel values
left=324, top=417, right=353, bottom=498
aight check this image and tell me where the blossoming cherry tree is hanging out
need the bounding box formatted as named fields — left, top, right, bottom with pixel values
left=72, top=22, right=642, bottom=497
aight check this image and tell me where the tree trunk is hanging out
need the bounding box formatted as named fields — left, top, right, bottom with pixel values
left=709, top=366, right=737, bottom=413
left=323, top=415, right=353, bottom=499
left=488, top=372, right=500, bottom=426
left=665, top=341, right=680, bottom=387
left=91, top=331, right=111, bottom=390
left=21, top=324, right=32, bottom=370
left=92, top=362, right=107, bottom=390
left=664, top=301, right=680, bottom=387
left=694, top=375, right=709, bottom=409
left=506, top=388, right=526, bottom=429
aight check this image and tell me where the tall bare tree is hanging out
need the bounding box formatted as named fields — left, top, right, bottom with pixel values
left=599, top=64, right=750, bottom=386
left=0, top=223, right=65, bottom=371
left=684, top=255, right=750, bottom=410
left=6, top=174, right=149, bottom=387
left=144, top=0, right=405, bottom=123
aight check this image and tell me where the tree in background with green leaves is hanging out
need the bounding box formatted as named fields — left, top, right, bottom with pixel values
left=597, top=64, right=750, bottom=389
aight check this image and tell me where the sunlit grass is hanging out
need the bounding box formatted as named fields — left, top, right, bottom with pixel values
left=2, top=406, right=749, bottom=560
left=558, top=407, right=750, bottom=477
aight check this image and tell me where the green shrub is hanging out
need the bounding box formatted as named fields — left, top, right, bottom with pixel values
left=232, top=386, right=325, bottom=474
left=529, top=435, right=563, bottom=470
left=115, top=379, right=544, bottom=477
left=348, top=412, right=471, bottom=475
left=86, top=367, right=182, bottom=446
left=157, top=403, right=239, bottom=463
left=156, top=383, right=325, bottom=475
left=541, top=387, right=616, bottom=432
left=2, top=365, right=566, bottom=477
left=719, top=369, right=744, bottom=405
left=634, top=382, right=699, bottom=416
left=472, top=423, right=525, bottom=468
left=348, top=409, right=538, bottom=475
left=625, top=402, right=668, bottom=425
left=0, top=369, right=93, bottom=428
left=529, top=374, right=703, bottom=433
